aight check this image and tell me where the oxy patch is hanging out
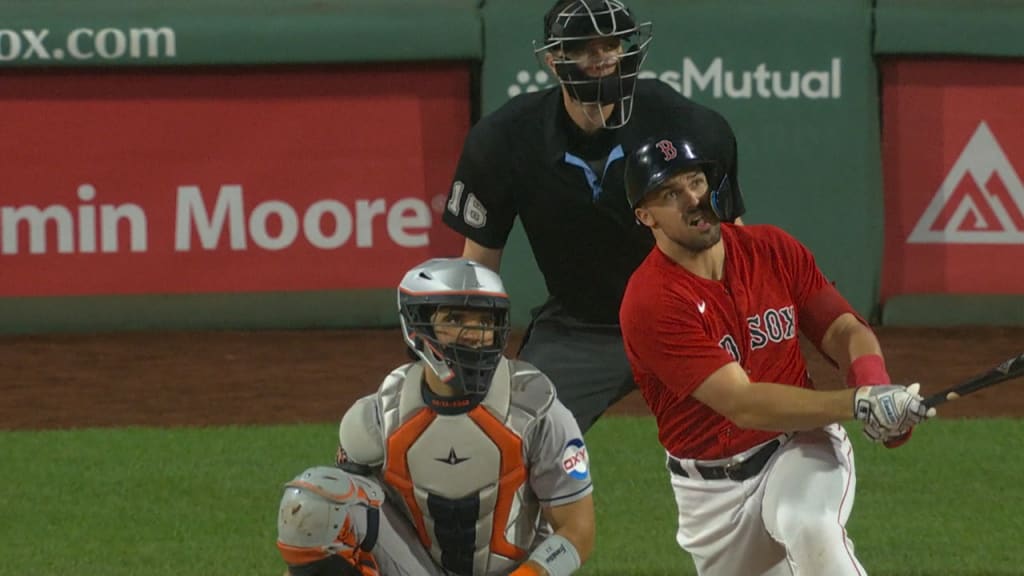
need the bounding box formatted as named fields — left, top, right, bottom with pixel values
left=561, top=438, right=589, bottom=480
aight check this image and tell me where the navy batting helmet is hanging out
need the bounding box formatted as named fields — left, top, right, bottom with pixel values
left=625, top=137, right=745, bottom=222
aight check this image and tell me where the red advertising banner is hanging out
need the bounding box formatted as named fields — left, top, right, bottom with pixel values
left=0, top=66, right=468, bottom=297
left=881, top=59, right=1024, bottom=301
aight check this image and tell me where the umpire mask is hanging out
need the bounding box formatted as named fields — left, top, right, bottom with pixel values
left=398, top=258, right=511, bottom=396
left=535, top=0, right=652, bottom=128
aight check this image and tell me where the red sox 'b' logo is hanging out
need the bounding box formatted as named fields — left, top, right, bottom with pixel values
left=656, top=140, right=677, bottom=161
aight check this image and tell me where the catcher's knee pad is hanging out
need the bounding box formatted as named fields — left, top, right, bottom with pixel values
left=277, top=466, right=384, bottom=575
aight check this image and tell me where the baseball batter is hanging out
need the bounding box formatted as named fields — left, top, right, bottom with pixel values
left=276, top=258, right=595, bottom=576
left=618, top=137, right=936, bottom=575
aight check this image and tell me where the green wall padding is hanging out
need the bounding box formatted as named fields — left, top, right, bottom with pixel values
left=875, top=0, right=1024, bottom=57
left=882, top=295, right=1024, bottom=326
left=0, top=0, right=482, bottom=67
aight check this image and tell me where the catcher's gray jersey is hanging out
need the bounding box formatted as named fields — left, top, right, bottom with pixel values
left=338, top=357, right=592, bottom=575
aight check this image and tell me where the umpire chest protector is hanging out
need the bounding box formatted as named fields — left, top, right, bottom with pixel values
left=375, top=357, right=555, bottom=575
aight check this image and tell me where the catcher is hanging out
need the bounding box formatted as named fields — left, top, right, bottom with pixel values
left=276, top=257, right=595, bottom=576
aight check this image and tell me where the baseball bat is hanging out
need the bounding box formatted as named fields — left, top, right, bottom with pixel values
left=922, top=352, right=1024, bottom=408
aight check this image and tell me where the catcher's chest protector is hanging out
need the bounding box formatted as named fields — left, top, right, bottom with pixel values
left=377, top=359, right=553, bottom=576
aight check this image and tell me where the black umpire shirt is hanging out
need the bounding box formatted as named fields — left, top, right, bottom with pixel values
left=443, top=79, right=739, bottom=325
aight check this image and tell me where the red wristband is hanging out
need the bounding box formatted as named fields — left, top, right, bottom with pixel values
left=883, top=428, right=913, bottom=448
left=846, top=354, right=890, bottom=388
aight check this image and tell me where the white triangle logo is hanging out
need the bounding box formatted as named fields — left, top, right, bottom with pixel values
left=908, top=121, right=1024, bottom=244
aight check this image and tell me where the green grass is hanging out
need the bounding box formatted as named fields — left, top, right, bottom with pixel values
left=1, top=418, right=1022, bottom=576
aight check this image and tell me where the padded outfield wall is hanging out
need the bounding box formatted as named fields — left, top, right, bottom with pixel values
left=2, top=0, right=1020, bottom=333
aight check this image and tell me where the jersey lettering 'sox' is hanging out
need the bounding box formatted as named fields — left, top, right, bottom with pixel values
left=748, top=305, right=796, bottom=350
left=561, top=438, right=589, bottom=481
left=656, top=139, right=678, bottom=161
left=718, top=306, right=797, bottom=362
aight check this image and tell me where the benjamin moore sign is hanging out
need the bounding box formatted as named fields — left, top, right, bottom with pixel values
left=0, top=67, right=468, bottom=297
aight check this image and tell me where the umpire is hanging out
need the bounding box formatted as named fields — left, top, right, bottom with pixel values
left=442, top=0, right=746, bottom=433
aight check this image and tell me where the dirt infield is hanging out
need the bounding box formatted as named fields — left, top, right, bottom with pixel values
left=2, top=326, right=1022, bottom=430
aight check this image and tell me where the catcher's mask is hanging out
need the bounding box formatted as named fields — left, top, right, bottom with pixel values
left=534, top=0, right=652, bottom=128
left=625, top=136, right=745, bottom=223
left=398, top=258, right=511, bottom=396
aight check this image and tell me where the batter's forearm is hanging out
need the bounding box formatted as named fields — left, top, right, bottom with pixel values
left=694, top=363, right=859, bottom=432
left=727, top=383, right=857, bottom=432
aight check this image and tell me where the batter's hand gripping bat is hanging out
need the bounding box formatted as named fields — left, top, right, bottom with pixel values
left=922, top=352, right=1024, bottom=408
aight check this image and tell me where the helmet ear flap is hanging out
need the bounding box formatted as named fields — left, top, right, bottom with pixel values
left=709, top=173, right=745, bottom=222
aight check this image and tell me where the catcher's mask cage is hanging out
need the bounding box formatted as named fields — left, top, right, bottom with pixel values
left=625, top=137, right=745, bottom=223
left=398, top=258, right=511, bottom=396
left=534, top=0, right=652, bottom=129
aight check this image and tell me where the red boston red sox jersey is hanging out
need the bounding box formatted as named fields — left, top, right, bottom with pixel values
left=620, top=224, right=830, bottom=460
